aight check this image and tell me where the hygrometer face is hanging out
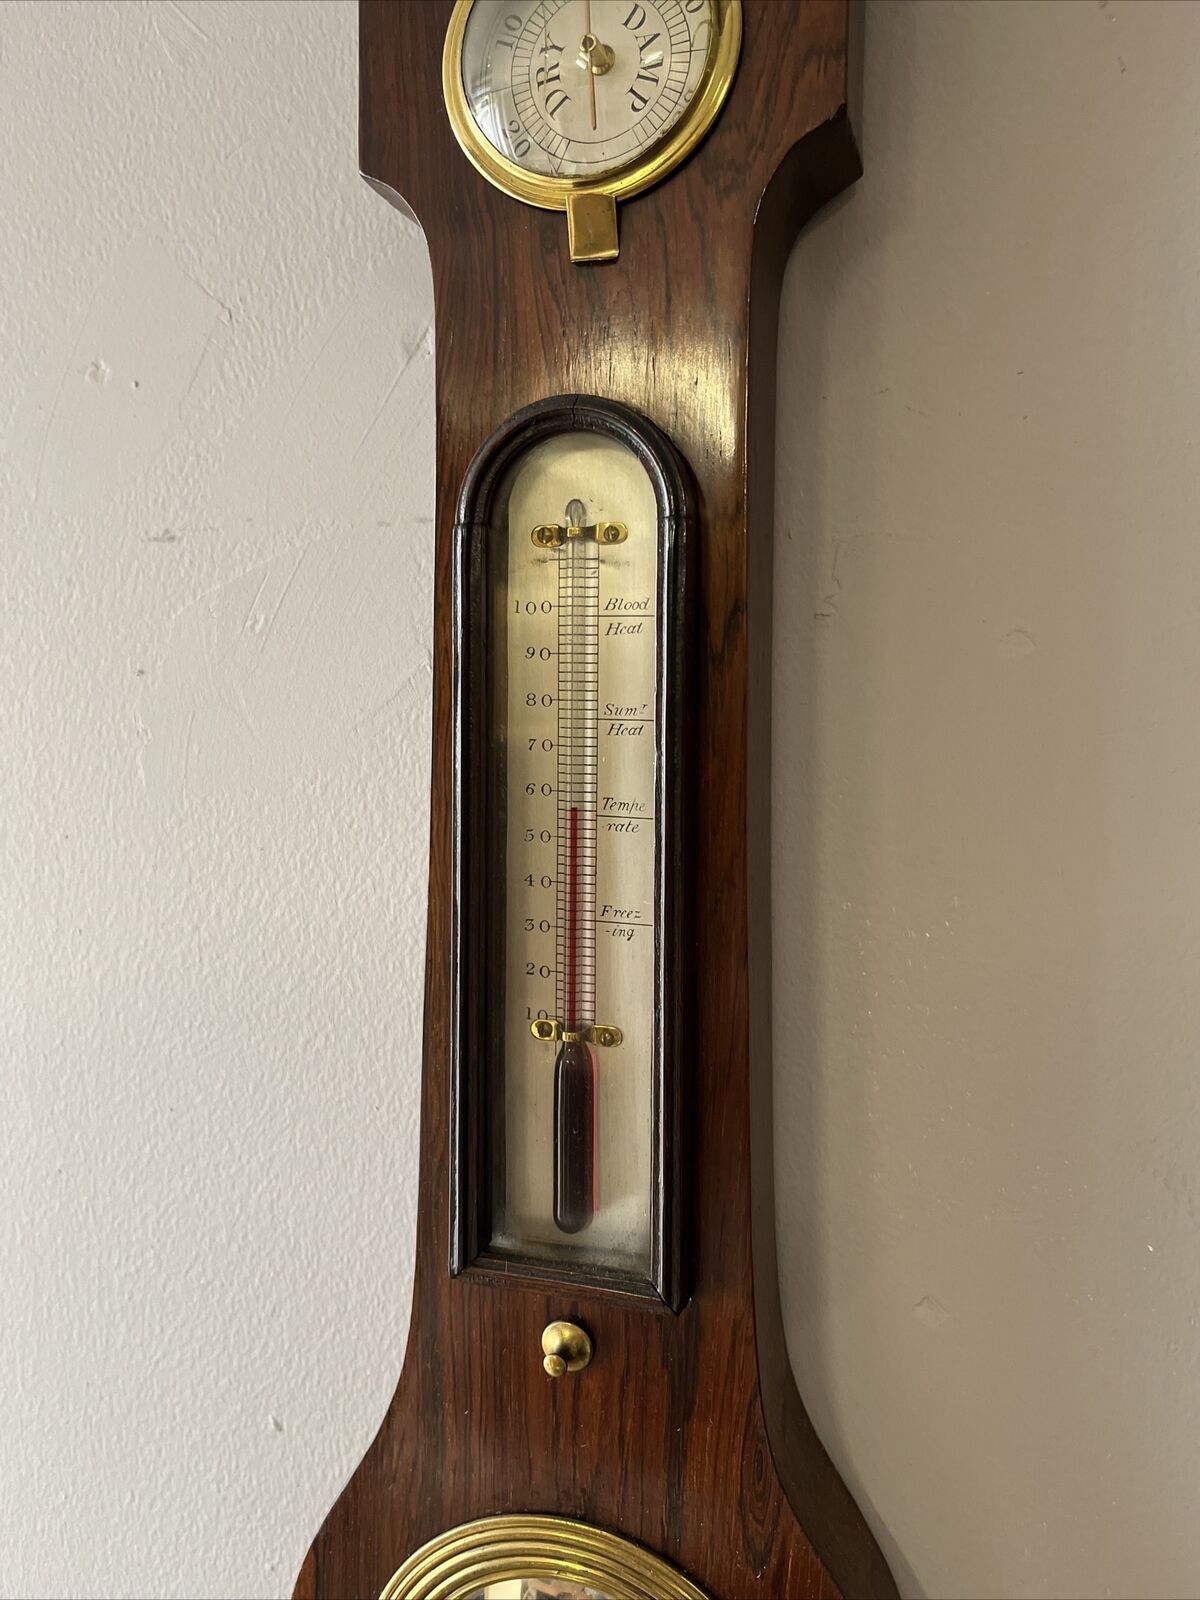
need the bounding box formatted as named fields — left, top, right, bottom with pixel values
left=459, top=0, right=720, bottom=181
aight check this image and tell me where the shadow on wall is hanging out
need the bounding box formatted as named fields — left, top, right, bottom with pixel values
left=769, top=16, right=941, bottom=1593
left=770, top=2, right=1200, bottom=1597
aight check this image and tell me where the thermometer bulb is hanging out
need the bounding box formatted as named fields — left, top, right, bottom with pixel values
left=553, top=1036, right=596, bottom=1234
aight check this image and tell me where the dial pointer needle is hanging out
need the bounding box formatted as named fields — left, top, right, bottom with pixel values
left=584, top=0, right=598, bottom=131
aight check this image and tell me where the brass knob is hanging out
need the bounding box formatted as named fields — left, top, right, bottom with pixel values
left=541, top=1320, right=592, bottom=1378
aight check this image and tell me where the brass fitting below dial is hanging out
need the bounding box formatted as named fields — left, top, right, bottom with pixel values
left=541, top=1320, right=593, bottom=1378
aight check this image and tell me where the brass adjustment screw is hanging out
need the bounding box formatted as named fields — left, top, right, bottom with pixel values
left=541, top=1320, right=593, bottom=1378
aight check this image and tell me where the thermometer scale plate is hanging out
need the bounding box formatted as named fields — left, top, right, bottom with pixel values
left=452, top=395, right=690, bottom=1307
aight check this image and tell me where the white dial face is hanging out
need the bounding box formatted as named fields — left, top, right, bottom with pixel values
left=460, top=0, right=718, bottom=180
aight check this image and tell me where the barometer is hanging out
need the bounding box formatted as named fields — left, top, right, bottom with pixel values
left=299, top=3, right=897, bottom=1598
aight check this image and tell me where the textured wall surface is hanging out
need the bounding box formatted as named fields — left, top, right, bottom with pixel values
left=3, top=2, right=1200, bottom=1598
left=2, top=4, right=432, bottom=1596
left=776, top=4, right=1200, bottom=1597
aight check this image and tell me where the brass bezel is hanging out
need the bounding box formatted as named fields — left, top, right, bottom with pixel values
left=379, top=1514, right=708, bottom=1600
left=441, top=0, right=742, bottom=214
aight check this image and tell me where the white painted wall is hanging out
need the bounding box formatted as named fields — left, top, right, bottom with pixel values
left=3, top=2, right=1199, bottom=1597
left=2, top=4, right=432, bottom=1596
left=777, top=6, right=1200, bottom=1596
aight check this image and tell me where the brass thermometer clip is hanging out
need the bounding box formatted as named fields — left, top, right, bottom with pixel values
left=531, top=520, right=628, bottom=549
left=530, top=1018, right=623, bottom=1049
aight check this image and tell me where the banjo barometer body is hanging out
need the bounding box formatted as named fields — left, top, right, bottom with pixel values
left=297, top=4, right=897, bottom=1597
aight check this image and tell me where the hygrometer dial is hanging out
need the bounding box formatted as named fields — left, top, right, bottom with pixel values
left=443, top=0, right=741, bottom=258
left=460, top=0, right=716, bottom=179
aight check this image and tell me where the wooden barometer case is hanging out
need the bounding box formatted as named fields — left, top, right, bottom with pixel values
left=297, top=3, right=897, bottom=1597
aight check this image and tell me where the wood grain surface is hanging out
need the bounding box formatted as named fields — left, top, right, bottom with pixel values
left=297, top=5, right=897, bottom=1597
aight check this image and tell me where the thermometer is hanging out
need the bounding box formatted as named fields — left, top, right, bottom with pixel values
left=453, top=396, right=688, bottom=1305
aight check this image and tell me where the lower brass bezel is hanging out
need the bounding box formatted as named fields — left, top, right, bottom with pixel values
left=379, top=1514, right=708, bottom=1600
